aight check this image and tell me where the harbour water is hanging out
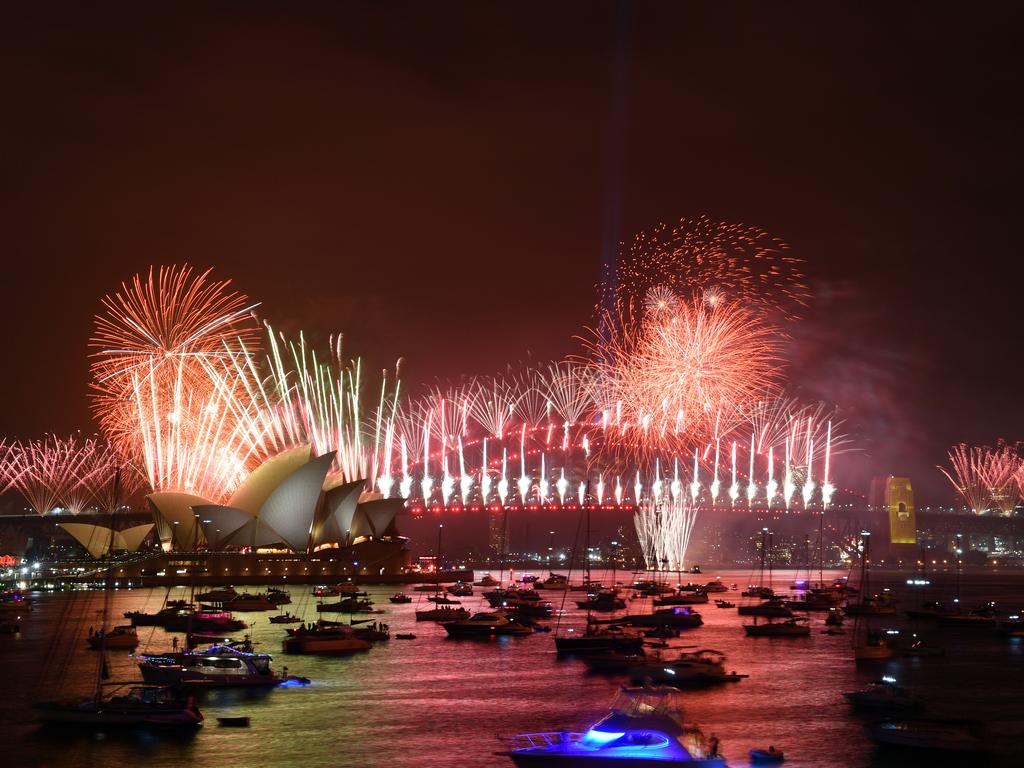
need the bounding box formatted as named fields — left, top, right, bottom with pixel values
left=3, top=569, right=1023, bottom=767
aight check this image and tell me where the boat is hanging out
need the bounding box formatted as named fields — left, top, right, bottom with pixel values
left=937, top=603, right=998, bottom=628
left=497, top=685, right=727, bottom=767
left=749, top=747, right=785, bottom=763
left=582, top=650, right=649, bottom=673
left=36, top=685, right=204, bottom=728
left=86, top=625, right=139, bottom=650
left=825, top=608, right=844, bottom=626
left=316, top=597, right=375, bottom=613
left=535, top=573, right=570, bottom=590
left=904, top=600, right=954, bottom=620
left=606, top=606, right=704, bottom=629
left=737, top=599, right=793, bottom=618
left=626, top=649, right=745, bottom=687
left=743, top=618, right=810, bottom=637
left=499, top=598, right=554, bottom=619
left=414, top=583, right=447, bottom=591
left=268, top=613, right=301, bottom=624
left=266, top=587, right=291, bottom=605
left=282, top=624, right=372, bottom=655
left=443, top=611, right=533, bottom=638
left=415, top=606, right=470, bottom=622
left=448, top=581, right=474, bottom=596
left=395, top=633, right=416, bottom=640
left=137, top=642, right=282, bottom=687
left=742, top=586, right=774, bottom=599
left=654, top=591, right=709, bottom=606
left=842, top=595, right=898, bottom=616
left=195, top=587, right=237, bottom=603
left=868, top=719, right=988, bottom=753
left=714, top=600, right=735, bottom=609
left=389, top=593, right=413, bottom=603
left=576, top=590, right=626, bottom=612
left=427, top=595, right=462, bottom=605
left=843, top=677, right=922, bottom=713
left=554, top=624, right=645, bottom=655
left=854, top=629, right=896, bottom=661
left=703, top=580, right=730, bottom=593
left=475, top=574, right=500, bottom=587
left=632, top=579, right=676, bottom=596
left=784, top=593, right=840, bottom=611
left=125, top=602, right=247, bottom=633
left=224, top=593, right=277, bottom=612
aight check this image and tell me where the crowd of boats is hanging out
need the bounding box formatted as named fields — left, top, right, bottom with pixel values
left=4, top=551, right=1020, bottom=764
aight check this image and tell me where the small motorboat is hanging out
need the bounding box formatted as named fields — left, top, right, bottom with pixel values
left=825, top=608, right=845, bottom=626
left=714, top=599, right=735, bottom=609
left=428, top=595, right=462, bottom=605
left=442, top=612, right=533, bottom=638
left=389, top=593, right=413, bottom=604
left=217, top=716, right=250, bottom=727
left=269, top=613, right=301, bottom=624
left=395, top=633, right=416, bottom=640
left=750, top=746, right=785, bottom=763
left=901, top=635, right=944, bottom=657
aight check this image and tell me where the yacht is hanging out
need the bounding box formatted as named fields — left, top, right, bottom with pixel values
left=448, top=581, right=474, bottom=596
left=125, top=602, right=247, bottom=633
left=36, top=685, right=203, bottom=728
left=86, top=625, right=139, bottom=650
left=269, top=613, right=301, bottom=624
left=316, top=597, right=374, bottom=613
left=843, top=677, right=922, bottom=713
left=627, top=649, right=744, bottom=687
left=475, top=574, right=500, bottom=587
left=554, top=624, right=645, bottom=655
left=737, top=599, right=793, bottom=618
left=576, top=590, right=626, bottom=612
left=415, top=606, right=470, bottom=622
left=224, top=593, right=277, bottom=612
left=137, top=642, right=282, bottom=687
left=427, top=594, right=462, bottom=605
left=282, top=623, right=372, bottom=655
left=266, top=587, right=291, bottom=605
left=843, top=593, right=898, bottom=616
left=654, top=591, right=709, bottom=606
left=612, top=606, right=704, bottom=629
left=443, top=611, right=533, bottom=638
left=743, top=618, right=810, bottom=637
left=937, top=603, right=998, bottom=628
left=389, top=593, right=413, bottom=603
left=703, top=580, right=730, bottom=593
left=535, top=573, right=569, bottom=590
left=195, top=587, right=237, bottom=603
left=497, top=685, right=728, bottom=767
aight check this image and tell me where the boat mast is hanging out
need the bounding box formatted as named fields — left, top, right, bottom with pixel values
left=94, top=467, right=121, bottom=701
left=954, top=532, right=962, bottom=610
left=818, top=512, right=825, bottom=588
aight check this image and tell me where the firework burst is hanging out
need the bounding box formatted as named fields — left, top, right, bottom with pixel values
left=603, top=215, right=810, bottom=321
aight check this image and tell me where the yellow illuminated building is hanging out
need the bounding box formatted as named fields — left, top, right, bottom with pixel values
left=885, top=476, right=917, bottom=544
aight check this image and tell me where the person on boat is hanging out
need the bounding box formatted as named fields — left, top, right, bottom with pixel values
left=172, top=636, right=179, bottom=651
left=708, top=735, right=719, bottom=757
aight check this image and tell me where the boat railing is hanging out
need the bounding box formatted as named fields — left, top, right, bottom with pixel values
left=501, top=731, right=584, bottom=749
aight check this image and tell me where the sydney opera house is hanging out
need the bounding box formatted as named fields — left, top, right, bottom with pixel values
left=57, top=446, right=412, bottom=584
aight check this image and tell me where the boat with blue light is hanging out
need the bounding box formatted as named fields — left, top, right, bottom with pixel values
left=497, top=685, right=728, bottom=766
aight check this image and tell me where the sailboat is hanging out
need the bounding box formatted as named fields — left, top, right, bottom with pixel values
left=851, top=533, right=895, bottom=661
left=554, top=489, right=643, bottom=655
left=36, top=469, right=204, bottom=728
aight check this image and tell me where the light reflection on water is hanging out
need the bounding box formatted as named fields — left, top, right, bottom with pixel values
left=2, top=569, right=1023, bottom=767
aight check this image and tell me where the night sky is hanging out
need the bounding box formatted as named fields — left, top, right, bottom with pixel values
left=2, top=3, right=1022, bottom=503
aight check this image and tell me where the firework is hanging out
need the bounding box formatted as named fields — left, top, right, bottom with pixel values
left=90, top=265, right=260, bottom=500
left=603, top=215, right=809, bottom=321
left=979, top=441, right=1021, bottom=515
left=6, top=436, right=87, bottom=515
left=939, top=444, right=989, bottom=512
left=634, top=494, right=699, bottom=571
left=583, top=295, right=784, bottom=462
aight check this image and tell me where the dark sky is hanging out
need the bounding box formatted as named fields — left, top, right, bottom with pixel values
left=1, top=2, right=1022, bottom=503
